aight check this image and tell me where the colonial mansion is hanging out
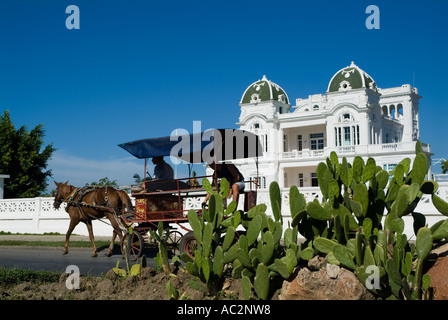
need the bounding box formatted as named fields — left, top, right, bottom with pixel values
left=234, top=61, right=432, bottom=192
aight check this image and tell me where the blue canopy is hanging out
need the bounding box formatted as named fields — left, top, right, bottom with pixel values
left=118, top=129, right=262, bottom=163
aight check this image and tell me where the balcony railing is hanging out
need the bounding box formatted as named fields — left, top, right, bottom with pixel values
left=282, top=150, right=325, bottom=159
left=281, top=141, right=430, bottom=160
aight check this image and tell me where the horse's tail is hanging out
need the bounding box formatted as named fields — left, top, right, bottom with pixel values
left=117, top=189, right=134, bottom=212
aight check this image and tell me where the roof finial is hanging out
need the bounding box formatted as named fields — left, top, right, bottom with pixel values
left=350, top=61, right=356, bottom=67
left=262, top=75, right=268, bottom=81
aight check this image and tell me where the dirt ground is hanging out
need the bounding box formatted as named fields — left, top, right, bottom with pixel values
left=0, top=266, right=249, bottom=300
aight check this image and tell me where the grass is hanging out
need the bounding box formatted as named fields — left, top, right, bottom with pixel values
left=0, top=231, right=115, bottom=248
left=0, top=267, right=61, bottom=288
left=0, top=240, right=114, bottom=247
left=0, top=231, right=69, bottom=236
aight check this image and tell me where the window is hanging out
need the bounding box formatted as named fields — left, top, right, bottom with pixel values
left=344, top=127, right=351, bottom=146
left=335, top=112, right=359, bottom=147
left=383, top=164, right=397, bottom=172
left=298, top=173, right=304, bottom=187
left=297, top=135, right=303, bottom=151
left=252, top=122, right=261, bottom=131
left=260, top=134, right=268, bottom=152
left=335, top=125, right=360, bottom=146
left=311, top=172, right=318, bottom=187
left=339, top=113, right=354, bottom=122
left=251, top=176, right=266, bottom=189
left=397, top=104, right=403, bottom=118
left=310, top=133, right=324, bottom=150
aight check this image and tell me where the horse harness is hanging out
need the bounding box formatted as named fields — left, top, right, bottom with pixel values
left=66, top=186, right=118, bottom=222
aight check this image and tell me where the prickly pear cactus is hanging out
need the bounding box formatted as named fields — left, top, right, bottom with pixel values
left=180, top=142, right=446, bottom=300
left=182, top=178, right=240, bottom=295
left=288, top=140, right=445, bottom=299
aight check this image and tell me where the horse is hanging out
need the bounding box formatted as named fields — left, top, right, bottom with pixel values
left=53, top=181, right=134, bottom=257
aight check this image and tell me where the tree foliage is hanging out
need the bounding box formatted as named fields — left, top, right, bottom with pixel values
left=88, top=177, right=119, bottom=188
left=0, top=110, right=55, bottom=198
left=441, top=160, right=448, bottom=174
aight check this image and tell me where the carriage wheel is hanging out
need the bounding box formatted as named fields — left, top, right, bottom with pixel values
left=121, top=230, right=144, bottom=261
left=166, top=230, right=183, bottom=255
left=179, top=231, right=197, bottom=259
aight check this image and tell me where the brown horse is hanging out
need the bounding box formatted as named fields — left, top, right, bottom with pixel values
left=53, top=181, right=134, bottom=257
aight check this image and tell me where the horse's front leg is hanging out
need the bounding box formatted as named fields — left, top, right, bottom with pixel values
left=85, top=221, right=98, bottom=257
left=63, top=218, right=79, bottom=255
left=106, top=212, right=123, bottom=257
left=107, top=230, right=117, bottom=257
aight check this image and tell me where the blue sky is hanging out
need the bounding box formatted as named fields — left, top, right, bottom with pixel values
left=0, top=0, right=447, bottom=189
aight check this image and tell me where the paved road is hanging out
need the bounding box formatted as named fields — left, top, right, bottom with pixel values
left=0, top=245, right=157, bottom=276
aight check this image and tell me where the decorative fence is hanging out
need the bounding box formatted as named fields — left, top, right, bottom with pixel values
left=0, top=196, right=204, bottom=237
left=1, top=185, right=447, bottom=238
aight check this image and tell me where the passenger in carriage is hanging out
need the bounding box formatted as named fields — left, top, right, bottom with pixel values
left=144, top=157, right=188, bottom=192
left=202, top=161, right=245, bottom=208
left=133, top=156, right=175, bottom=192
left=152, top=156, right=174, bottom=180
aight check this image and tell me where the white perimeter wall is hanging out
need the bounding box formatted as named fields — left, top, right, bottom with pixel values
left=0, top=186, right=447, bottom=239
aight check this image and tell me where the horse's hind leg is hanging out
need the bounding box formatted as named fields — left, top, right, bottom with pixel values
left=85, top=221, right=98, bottom=257
left=63, top=218, right=79, bottom=255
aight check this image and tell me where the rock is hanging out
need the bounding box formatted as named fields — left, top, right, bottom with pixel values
left=430, top=242, right=448, bottom=256
left=279, top=265, right=375, bottom=300
left=308, top=255, right=327, bottom=270
left=427, top=256, right=448, bottom=300
left=326, top=264, right=340, bottom=279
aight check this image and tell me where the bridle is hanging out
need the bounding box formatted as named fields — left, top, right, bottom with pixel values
left=53, top=185, right=76, bottom=209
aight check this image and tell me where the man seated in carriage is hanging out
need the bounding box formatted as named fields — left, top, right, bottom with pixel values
left=152, top=156, right=174, bottom=180
left=145, top=156, right=189, bottom=192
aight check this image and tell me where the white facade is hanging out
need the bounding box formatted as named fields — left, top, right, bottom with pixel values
left=235, top=62, right=432, bottom=189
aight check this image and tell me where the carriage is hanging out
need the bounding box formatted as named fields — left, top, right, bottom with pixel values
left=118, top=128, right=262, bottom=260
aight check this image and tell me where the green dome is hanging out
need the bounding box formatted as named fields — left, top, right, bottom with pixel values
left=241, top=75, right=289, bottom=105
left=327, top=61, right=377, bottom=93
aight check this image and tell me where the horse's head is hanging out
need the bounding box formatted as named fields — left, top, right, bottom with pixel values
left=53, top=181, right=74, bottom=209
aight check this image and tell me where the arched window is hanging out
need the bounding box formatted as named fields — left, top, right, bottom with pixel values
left=390, top=105, right=396, bottom=119
left=335, top=112, right=360, bottom=147
left=339, top=113, right=354, bottom=122
left=251, top=122, right=261, bottom=131
left=397, top=104, right=403, bottom=119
